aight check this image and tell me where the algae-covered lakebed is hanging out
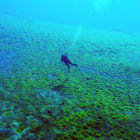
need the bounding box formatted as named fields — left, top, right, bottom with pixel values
left=0, top=16, right=140, bottom=140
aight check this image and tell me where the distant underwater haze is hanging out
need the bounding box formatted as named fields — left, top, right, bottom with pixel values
left=0, top=0, right=140, bottom=32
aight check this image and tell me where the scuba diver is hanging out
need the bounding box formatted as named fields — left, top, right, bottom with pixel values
left=61, top=53, right=80, bottom=72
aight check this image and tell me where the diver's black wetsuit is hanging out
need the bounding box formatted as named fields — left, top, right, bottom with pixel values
left=61, top=54, right=80, bottom=72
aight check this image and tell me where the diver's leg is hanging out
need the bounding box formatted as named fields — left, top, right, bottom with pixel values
left=69, top=61, right=77, bottom=66
left=65, top=62, right=70, bottom=72
left=69, top=62, right=80, bottom=71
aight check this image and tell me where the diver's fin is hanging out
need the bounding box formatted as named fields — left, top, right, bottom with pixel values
left=77, top=66, right=81, bottom=71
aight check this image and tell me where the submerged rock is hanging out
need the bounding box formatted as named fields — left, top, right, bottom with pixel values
left=0, top=50, right=20, bottom=76
left=48, top=73, right=57, bottom=80
left=0, top=128, right=12, bottom=136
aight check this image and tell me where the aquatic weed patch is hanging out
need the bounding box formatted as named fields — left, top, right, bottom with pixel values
left=0, top=15, right=140, bottom=139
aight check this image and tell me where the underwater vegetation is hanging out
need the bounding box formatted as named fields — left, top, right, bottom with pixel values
left=0, top=15, right=140, bottom=140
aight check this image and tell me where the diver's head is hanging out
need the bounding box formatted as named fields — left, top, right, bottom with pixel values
left=61, top=53, right=68, bottom=57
